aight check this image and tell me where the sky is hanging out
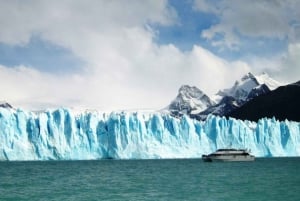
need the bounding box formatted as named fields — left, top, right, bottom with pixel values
left=0, top=0, right=299, bottom=111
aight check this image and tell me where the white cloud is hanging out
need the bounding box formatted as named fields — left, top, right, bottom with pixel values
left=193, top=0, right=300, bottom=86
left=194, top=0, right=300, bottom=49
left=279, top=43, right=300, bottom=83
left=0, top=0, right=176, bottom=45
left=0, top=65, right=86, bottom=109
left=193, top=0, right=220, bottom=14
left=0, top=0, right=280, bottom=111
left=244, top=42, right=300, bottom=84
left=0, top=46, right=250, bottom=111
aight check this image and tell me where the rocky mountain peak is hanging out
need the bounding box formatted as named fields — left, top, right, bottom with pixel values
left=168, top=85, right=214, bottom=116
left=167, top=72, right=283, bottom=120
left=178, top=85, right=205, bottom=99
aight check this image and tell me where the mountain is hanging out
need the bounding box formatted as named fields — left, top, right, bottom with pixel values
left=1, top=108, right=299, bottom=160
left=0, top=102, right=13, bottom=109
left=193, top=96, right=240, bottom=120
left=167, top=72, right=282, bottom=120
left=168, top=85, right=215, bottom=117
left=194, top=73, right=280, bottom=120
left=216, top=72, right=281, bottom=102
left=227, top=81, right=300, bottom=122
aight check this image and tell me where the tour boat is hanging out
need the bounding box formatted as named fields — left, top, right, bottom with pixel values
left=202, top=148, right=255, bottom=162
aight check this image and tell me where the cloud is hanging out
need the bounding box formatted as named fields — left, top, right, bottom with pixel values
left=193, top=0, right=220, bottom=14
left=244, top=42, right=300, bottom=84
left=1, top=0, right=284, bottom=111
left=0, top=0, right=176, bottom=44
left=0, top=45, right=250, bottom=111
left=279, top=43, right=300, bottom=83
left=0, top=64, right=86, bottom=109
left=194, top=0, right=300, bottom=49
left=193, top=0, right=300, bottom=85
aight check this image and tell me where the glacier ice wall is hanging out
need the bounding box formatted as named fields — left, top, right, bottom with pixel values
left=0, top=108, right=299, bottom=160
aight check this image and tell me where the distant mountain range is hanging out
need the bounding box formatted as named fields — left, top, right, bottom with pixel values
left=227, top=81, right=300, bottom=122
left=1, top=72, right=299, bottom=122
left=166, top=72, right=300, bottom=121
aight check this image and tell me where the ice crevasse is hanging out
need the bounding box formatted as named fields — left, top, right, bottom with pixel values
left=0, top=107, right=299, bottom=160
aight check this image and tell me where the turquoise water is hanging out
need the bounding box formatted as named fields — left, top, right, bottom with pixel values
left=0, top=158, right=300, bottom=201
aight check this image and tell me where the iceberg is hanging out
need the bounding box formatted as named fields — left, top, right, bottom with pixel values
left=0, top=107, right=299, bottom=160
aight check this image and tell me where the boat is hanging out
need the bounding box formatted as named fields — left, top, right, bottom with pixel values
left=202, top=148, right=255, bottom=162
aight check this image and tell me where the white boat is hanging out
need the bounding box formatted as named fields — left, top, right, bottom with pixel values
left=202, top=148, right=255, bottom=162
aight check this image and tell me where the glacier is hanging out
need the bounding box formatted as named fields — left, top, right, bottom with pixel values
left=0, top=107, right=300, bottom=160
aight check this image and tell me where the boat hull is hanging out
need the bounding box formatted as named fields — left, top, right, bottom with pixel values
left=210, top=155, right=254, bottom=162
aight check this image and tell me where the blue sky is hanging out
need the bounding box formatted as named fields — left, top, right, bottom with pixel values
left=155, top=0, right=289, bottom=60
left=154, top=0, right=218, bottom=51
left=0, top=37, right=83, bottom=74
left=0, top=0, right=299, bottom=110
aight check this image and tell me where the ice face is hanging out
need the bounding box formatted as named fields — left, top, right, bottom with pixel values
left=0, top=108, right=299, bottom=160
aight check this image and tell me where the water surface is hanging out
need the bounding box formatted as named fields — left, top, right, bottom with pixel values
left=0, top=158, right=299, bottom=200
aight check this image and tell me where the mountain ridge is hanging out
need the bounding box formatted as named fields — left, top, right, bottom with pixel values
left=227, top=80, right=300, bottom=122
left=167, top=72, right=283, bottom=120
left=2, top=73, right=297, bottom=122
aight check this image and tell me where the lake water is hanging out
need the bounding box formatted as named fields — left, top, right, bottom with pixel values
left=0, top=158, right=300, bottom=201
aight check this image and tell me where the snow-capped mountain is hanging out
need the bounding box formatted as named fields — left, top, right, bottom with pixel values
left=168, top=85, right=215, bottom=117
left=167, top=72, right=283, bottom=120
left=215, top=72, right=281, bottom=103
left=0, top=101, right=13, bottom=109
left=228, top=80, right=300, bottom=122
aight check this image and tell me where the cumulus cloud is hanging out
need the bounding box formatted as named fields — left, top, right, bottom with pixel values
left=0, top=0, right=273, bottom=110
left=278, top=43, right=300, bottom=83
left=244, top=42, right=300, bottom=84
left=194, top=0, right=300, bottom=49
left=193, top=0, right=300, bottom=86
left=0, top=0, right=176, bottom=45
left=0, top=46, right=250, bottom=111
left=193, top=0, right=220, bottom=14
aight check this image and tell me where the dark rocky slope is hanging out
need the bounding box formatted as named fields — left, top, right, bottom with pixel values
left=227, top=81, right=300, bottom=122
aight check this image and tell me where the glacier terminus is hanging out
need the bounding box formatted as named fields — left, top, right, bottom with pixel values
left=0, top=107, right=299, bottom=161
